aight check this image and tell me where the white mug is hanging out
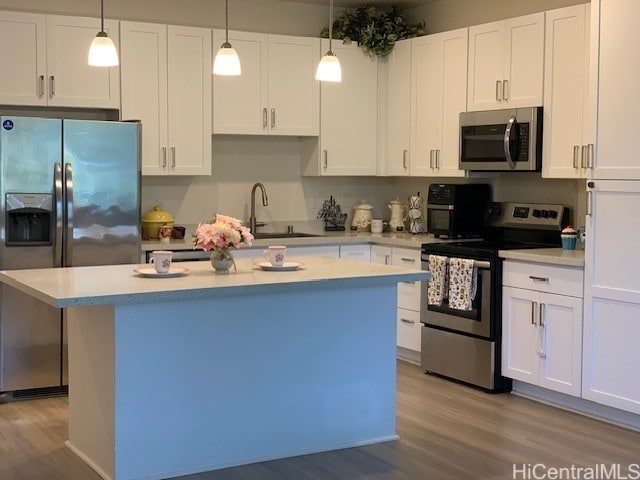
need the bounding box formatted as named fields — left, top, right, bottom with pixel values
left=263, top=246, right=286, bottom=267
left=149, top=250, right=173, bottom=273
left=371, top=218, right=383, bottom=234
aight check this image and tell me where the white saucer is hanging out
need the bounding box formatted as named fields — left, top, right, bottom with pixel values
left=255, top=261, right=303, bottom=272
left=133, top=267, right=190, bottom=278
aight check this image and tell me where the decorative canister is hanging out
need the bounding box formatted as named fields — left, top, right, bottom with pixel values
left=351, top=201, right=374, bottom=231
left=141, top=206, right=175, bottom=240
left=388, top=199, right=408, bottom=232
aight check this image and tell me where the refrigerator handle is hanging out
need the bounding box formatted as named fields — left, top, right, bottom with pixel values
left=54, top=163, right=64, bottom=268
left=64, top=163, right=74, bottom=267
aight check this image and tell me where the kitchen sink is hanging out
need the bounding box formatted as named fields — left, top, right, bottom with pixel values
left=252, top=232, right=322, bottom=239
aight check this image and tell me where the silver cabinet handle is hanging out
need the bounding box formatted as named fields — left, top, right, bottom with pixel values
left=429, top=149, right=434, bottom=169
left=435, top=149, right=440, bottom=169
left=161, top=146, right=167, bottom=168
left=171, top=146, right=176, bottom=168
left=538, top=303, right=547, bottom=358
left=400, top=257, right=416, bottom=263
left=503, top=79, right=509, bottom=101
left=49, top=75, right=55, bottom=98
left=581, top=145, right=587, bottom=169
left=39, top=75, right=45, bottom=98
left=262, top=108, right=268, bottom=128
left=496, top=80, right=502, bottom=101
left=402, top=150, right=408, bottom=169
left=400, top=318, right=415, bottom=325
left=539, top=303, right=545, bottom=327
left=270, top=108, right=275, bottom=129
left=587, top=143, right=594, bottom=169
left=531, top=302, right=537, bottom=325
left=573, top=145, right=580, bottom=169
left=529, top=275, right=549, bottom=282
left=385, top=255, right=390, bottom=265
left=323, top=150, right=328, bottom=170
left=586, top=190, right=593, bottom=216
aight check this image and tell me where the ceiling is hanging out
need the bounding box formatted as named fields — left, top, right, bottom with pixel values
left=281, top=0, right=436, bottom=8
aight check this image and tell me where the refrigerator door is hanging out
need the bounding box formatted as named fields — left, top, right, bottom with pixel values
left=62, top=120, right=141, bottom=267
left=0, top=116, right=63, bottom=392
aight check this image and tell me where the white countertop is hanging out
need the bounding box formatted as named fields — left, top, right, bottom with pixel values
left=499, top=248, right=585, bottom=268
left=0, top=256, right=429, bottom=308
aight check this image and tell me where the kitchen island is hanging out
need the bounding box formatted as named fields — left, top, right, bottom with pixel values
left=0, top=257, right=428, bottom=480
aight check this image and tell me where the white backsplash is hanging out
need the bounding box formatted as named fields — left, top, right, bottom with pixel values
left=142, top=136, right=584, bottom=230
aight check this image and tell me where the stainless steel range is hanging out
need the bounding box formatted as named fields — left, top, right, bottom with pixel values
left=420, top=202, right=568, bottom=392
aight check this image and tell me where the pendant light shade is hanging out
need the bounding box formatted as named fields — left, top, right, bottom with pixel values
left=88, top=0, right=118, bottom=67
left=316, top=0, right=341, bottom=82
left=214, top=0, right=241, bottom=76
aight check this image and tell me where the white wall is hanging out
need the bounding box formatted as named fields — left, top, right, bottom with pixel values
left=406, top=0, right=588, bottom=34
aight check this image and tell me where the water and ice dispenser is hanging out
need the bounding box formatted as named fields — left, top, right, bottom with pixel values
left=5, top=193, right=53, bottom=246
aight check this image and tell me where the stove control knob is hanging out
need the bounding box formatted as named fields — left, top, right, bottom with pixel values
left=532, top=209, right=541, bottom=218
left=548, top=210, right=558, bottom=219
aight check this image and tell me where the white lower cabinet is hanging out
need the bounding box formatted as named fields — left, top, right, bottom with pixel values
left=339, top=244, right=371, bottom=262
left=391, top=247, right=422, bottom=353
left=397, top=308, right=421, bottom=352
left=370, top=245, right=392, bottom=265
left=502, top=261, right=583, bottom=397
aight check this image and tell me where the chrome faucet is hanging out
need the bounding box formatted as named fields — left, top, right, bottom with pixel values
left=250, top=183, right=268, bottom=233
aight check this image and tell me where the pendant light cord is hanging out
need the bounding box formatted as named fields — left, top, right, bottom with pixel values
left=328, top=0, right=333, bottom=53
left=225, top=0, right=229, bottom=43
left=100, top=0, right=105, bottom=33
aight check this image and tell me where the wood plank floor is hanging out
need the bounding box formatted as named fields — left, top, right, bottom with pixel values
left=1, top=361, right=639, bottom=480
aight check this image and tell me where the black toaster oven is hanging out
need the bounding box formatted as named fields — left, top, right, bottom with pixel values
left=426, top=184, right=490, bottom=238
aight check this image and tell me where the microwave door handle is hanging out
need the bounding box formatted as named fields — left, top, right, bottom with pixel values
left=504, top=115, right=517, bottom=170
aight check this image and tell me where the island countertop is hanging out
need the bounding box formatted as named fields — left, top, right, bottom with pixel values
left=0, top=256, right=429, bottom=309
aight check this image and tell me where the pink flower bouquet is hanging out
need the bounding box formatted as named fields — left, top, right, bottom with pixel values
left=193, top=214, right=254, bottom=251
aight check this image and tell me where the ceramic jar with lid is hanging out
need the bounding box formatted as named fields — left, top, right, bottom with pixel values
left=351, top=201, right=373, bottom=231
left=141, top=205, right=175, bottom=240
left=388, top=199, right=408, bottom=232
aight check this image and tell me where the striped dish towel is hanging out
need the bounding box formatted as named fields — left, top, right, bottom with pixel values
left=427, top=255, right=448, bottom=306
left=448, top=258, right=477, bottom=311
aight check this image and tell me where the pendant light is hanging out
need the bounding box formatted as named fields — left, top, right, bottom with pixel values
left=316, top=0, right=341, bottom=82
left=213, top=0, right=241, bottom=76
left=88, top=0, right=119, bottom=67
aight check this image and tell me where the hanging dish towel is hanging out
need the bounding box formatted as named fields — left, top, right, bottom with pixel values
left=448, top=258, right=477, bottom=311
left=427, top=255, right=448, bottom=306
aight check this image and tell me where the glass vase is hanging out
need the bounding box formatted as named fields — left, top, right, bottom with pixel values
left=210, top=248, right=235, bottom=274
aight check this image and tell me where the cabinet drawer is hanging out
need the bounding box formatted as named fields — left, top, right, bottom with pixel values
left=397, top=308, right=421, bottom=351
left=503, top=260, right=584, bottom=297
left=392, top=247, right=422, bottom=311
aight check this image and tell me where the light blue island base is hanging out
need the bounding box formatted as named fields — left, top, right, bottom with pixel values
left=66, top=285, right=399, bottom=480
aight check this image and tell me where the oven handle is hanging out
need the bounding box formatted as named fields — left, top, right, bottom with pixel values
left=427, top=204, right=454, bottom=210
left=504, top=115, right=517, bottom=170
left=422, top=255, right=491, bottom=270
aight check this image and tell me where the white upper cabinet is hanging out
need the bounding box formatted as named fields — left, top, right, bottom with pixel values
left=542, top=5, right=591, bottom=179
left=121, top=22, right=211, bottom=176
left=592, top=0, right=640, bottom=179
left=385, top=39, right=411, bottom=176
left=319, top=40, right=378, bottom=176
left=0, top=11, right=119, bottom=108
left=411, top=28, right=467, bottom=177
left=467, top=12, right=544, bottom=111
left=213, top=30, right=319, bottom=136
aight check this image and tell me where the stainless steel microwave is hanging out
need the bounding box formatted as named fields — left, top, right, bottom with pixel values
left=459, top=106, right=543, bottom=171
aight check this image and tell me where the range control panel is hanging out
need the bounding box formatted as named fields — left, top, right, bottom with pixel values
left=485, top=202, right=567, bottom=230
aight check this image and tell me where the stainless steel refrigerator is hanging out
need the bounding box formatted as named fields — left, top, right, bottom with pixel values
left=0, top=116, right=140, bottom=394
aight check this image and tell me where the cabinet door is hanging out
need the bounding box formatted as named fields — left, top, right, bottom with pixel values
left=0, top=11, right=46, bottom=106
left=501, top=286, right=539, bottom=384
left=411, top=34, right=443, bottom=176
left=542, top=5, right=589, bottom=179
left=46, top=15, right=120, bottom=109
left=120, top=22, right=168, bottom=176
left=268, top=35, right=319, bottom=136
left=593, top=0, right=640, bottom=179
left=386, top=39, right=411, bottom=176
left=339, top=244, right=371, bottom=263
left=370, top=245, right=392, bottom=265
left=213, top=30, right=268, bottom=135
left=467, top=20, right=504, bottom=111
left=167, top=25, right=211, bottom=175
left=435, top=28, right=467, bottom=178
left=392, top=248, right=421, bottom=312
left=583, top=181, right=640, bottom=413
left=539, top=292, right=583, bottom=397
left=320, top=40, right=377, bottom=176
left=503, top=12, right=544, bottom=108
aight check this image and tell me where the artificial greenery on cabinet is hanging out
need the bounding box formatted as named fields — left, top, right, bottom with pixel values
left=320, top=5, right=425, bottom=58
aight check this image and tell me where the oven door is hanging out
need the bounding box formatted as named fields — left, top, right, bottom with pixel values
left=420, top=257, right=493, bottom=339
